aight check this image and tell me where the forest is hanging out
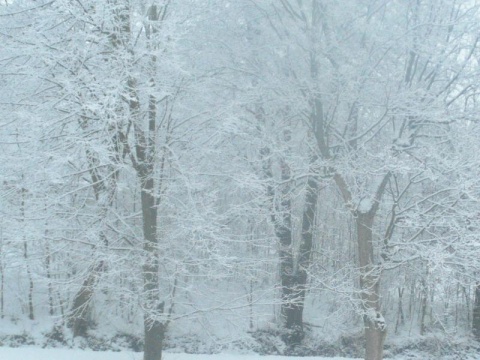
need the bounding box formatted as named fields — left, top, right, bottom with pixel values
left=1, top=1, right=480, bottom=360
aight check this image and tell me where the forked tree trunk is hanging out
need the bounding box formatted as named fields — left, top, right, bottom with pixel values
left=126, top=76, right=166, bottom=359
left=330, top=172, right=390, bottom=360
left=113, top=3, right=167, bottom=358
left=126, top=73, right=166, bottom=359
left=264, top=154, right=318, bottom=346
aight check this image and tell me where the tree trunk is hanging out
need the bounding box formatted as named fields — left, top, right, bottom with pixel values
left=395, top=287, right=404, bottom=333
left=365, top=324, right=386, bottom=360
left=117, top=4, right=167, bottom=358
left=357, top=212, right=386, bottom=360
left=270, top=157, right=301, bottom=344
left=144, top=317, right=164, bottom=360
left=69, top=261, right=104, bottom=337
left=140, top=174, right=165, bottom=360
left=141, top=9, right=165, bottom=357
left=20, top=187, right=34, bottom=320
left=286, top=174, right=319, bottom=344
left=25, top=242, right=34, bottom=321
left=472, top=283, right=480, bottom=339
left=260, top=148, right=296, bottom=342
left=420, top=278, right=428, bottom=336
left=68, top=146, right=115, bottom=337
left=0, top=224, right=3, bottom=319
left=275, top=169, right=296, bottom=342
left=262, top=148, right=318, bottom=346
left=279, top=174, right=318, bottom=346
left=0, top=263, right=3, bottom=319
left=127, top=83, right=165, bottom=359
left=44, top=218, right=54, bottom=316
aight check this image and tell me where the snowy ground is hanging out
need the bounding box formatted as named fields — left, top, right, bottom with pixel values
left=0, top=348, right=360, bottom=360
left=1, top=347, right=480, bottom=360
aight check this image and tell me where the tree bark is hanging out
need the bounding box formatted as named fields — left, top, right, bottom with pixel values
left=69, top=261, right=104, bottom=337
left=20, top=187, right=34, bottom=321
left=140, top=171, right=165, bottom=360
left=472, top=283, right=480, bottom=340
left=126, top=73, right=165, bottom=359
left=261, top=148, right=302, bottom=345
left=275, top=159, right=297, bottom=342
left=364, top=324, right=386, bottom=360
left=357, top=212, right=386, bottom=360
left=140, top=6, right=166, bottom=359
left=265, top=154, right=318, bottom=346
left=68, top=147, right=115, bottom=337
left=395, top=287, right=404, bottom=333
left=283, top=174, right=319, bottom=345
left=420, top=278, right=428, bottom=336
left=0, top=226, right=4, bottom=319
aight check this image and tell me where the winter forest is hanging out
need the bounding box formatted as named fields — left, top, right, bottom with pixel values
left=1, top=1, right=480, bottom=360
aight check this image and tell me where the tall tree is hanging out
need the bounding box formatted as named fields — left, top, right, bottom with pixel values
left=245, top=1, right=480, bottom=358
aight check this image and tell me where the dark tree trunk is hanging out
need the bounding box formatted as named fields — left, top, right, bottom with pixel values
left=141, top=10, right=166, bottom=356
left=281, top=271, right=307, bottom=345
left=127, top=84, right=165, bottom=359
left=284, top=175, right=319, bottom=345
left=144, top=317, right=164, bottom=360
left=261, top=147, right=301, bottom=345
left=122, top=4, right=166, bottom=359
left=140, top=173, right=165, bottom=360
left=272, top=157, right=305, bottom=346
left=271, top=157, right=318, bottom=346
left=275, top=160, right=296, bottom=342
